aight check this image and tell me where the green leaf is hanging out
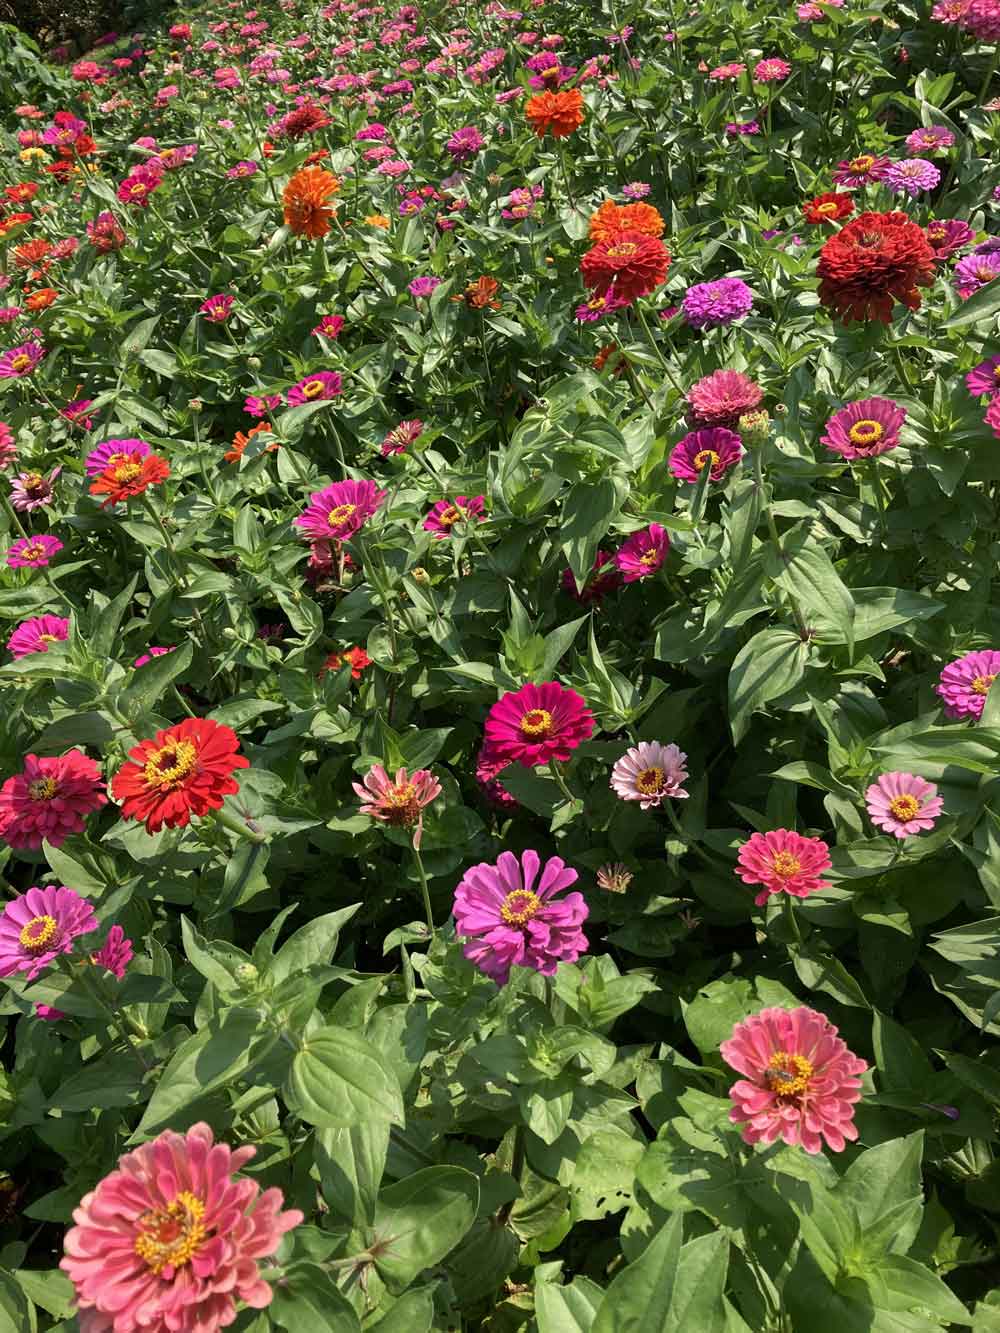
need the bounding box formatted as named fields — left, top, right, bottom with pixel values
left=876, top=1254, right=973, bottom=1325
left=836, top=1133, right=925, bottom=1262
left=270, top=905, right=361, bottom=981
left=561, top=478, right=624, bottom=587
left=315, top=1120, right=390, bottom=1228
left=765, top=529, right=855, bottom=655
left=0, top=1269, right=33, bottom=1333
left=370, top=1166, right=480, bottom=1291
left=42, top=840, right=108, bottom=896
left=284, top=1027, right=404, bottom=1129
left=13, top=1270, right=73, bottom=1319
left=120, top=640, right=194, bottom=715
left=365, top=1286, right=437, bottom=1333
left=728, top=626, right=807, bottom=743
left=593, top=1217, right=683, bottom=1333
left=872, top=1012, right=934, bottom=1093
left=87, top=574, right=139, bottom=659
left=47, top=1048, right=148, bottom=1113
left=943, top=277, right=1000, bottom=330
left=270, top=1262, right=362, bottom=1333
left=536, top=1276, right=605, bottom=1333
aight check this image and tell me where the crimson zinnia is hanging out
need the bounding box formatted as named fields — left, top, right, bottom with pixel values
left=816, top=210, right=936, bottom=324
left=580, top=229, right=671, bottom=304
left=111, top=718, right=249, bottom=833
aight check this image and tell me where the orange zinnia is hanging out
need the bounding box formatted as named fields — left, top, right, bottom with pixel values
left=25, top=287, right=57, bottom=310
left=13, top=238, right=51, bottom=269
left=588, top=199, right=665, bottom=243
left=224, top=422, right=279, bottom=464
left=452, top=276, right=501, bottom=310
left=525, top=88, right=585, bottom=139
left=282, top=166, right=340, bottom=238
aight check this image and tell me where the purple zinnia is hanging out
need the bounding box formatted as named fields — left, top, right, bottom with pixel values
left=0, top=885, right=97, bottom=981
left=966, top=356, right=1000, bottom=397
left=955, top=251, right=1000, bottom=299
left=682, top=277, right=753, bottom=329
left=885, top=158, right=941, bottom=197
left=445, top=125, right=484, bottom=162
left=925, top=218, right=974, bottom=258
left=937, top=649, right=1000, bottom=720
left=622, top=182, right=651, bottom=200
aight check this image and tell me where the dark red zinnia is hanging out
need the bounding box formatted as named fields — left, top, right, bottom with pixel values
left=816, top=210, right=936, bottom=324
left=111, top=718, right=249, bottom=833
left=580, top=229, right=671, bottom=304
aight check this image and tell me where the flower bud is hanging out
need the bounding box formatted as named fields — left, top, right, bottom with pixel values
left=738, top=409, right=771, bottom=443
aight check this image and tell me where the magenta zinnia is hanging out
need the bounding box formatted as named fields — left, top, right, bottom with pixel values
left=7, top=613, right=69, bottom=658
left=0, top=750, right=107, bottom=849
left=865, top=772, right=944, bottom=839
left=821, top=396, right=906, bottom=460
left=936, top=648, right=1000, bottom=720
left=610, top=741, right=689, bottom=808
left=966, top=355, right=1000, bottom=398
left=614, top=523, right=670, bottom=582
left=484, top=680, right=594, bottom=768
left=735, top=828, right=832, bottom=905
left=686, top=369, right=763, bottom=429
left=287, top=370, right=342, bottom=405
left=0, top=340, right=45, bottom=378
left=668, top=427, right=743, bottom=482
left=720, top=1006, right=867, bottom=1153
left=0, top=885, right=97, bottom=980
left=452, top=848, right=588, bottom=985
left=61, top=1122, right=303, bottom=1333
left=293, top=479, right=387, bottom=542
left=423, top=495, right=486, bottom=538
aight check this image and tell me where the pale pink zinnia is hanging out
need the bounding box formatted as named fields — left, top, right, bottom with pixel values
left=735, top=828, right=832, bottom=905
left=720, top=1006, right=867, bottom=1153
left=0, top=750, right=107, bottom=849
left=353, top=763, right=441, bottom=848
left=936, top=648, right=1000, bottom=720
left=293, top=478, right=387, bottom=542
left=821, top=397, right=906, bottom=460
left=7, top=613, right=69, bottom=658
left=484, top=680, right=595, bottom=768
left=381, top=419, right=423, bottom=455
left=610, top=741, right=689, bottom=808
left=0, top=885, right=97, bottom=980
left=453, top=848, right=588, bottom=985
left=10, top=465, right=60, bottom=511
left=865, top=771, right=943, bottom=838
left=615, top=523, right=670, bottom=582
left=61, top=1122, right=303, bottom=1333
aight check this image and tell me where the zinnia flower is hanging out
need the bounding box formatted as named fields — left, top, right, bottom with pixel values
left=525, top=88, right=585, bottom=138
left=610, top=741, right=689, bottom=808
left=89, top=453, right=170, bottom=508
left=668, top=427, right=743, bottom=482
left=687, top=369, right=763, bottom=429
left=580, top=230, right=671, bottom=304
left=0, top=750, right=106, bottom=849
left=936, top=648, right=1000, bottom=720
left=61, top=398, right=95, bottom=430
left=408, top=276, right=441, bottom=298
left=720, top=1006, right=867, bottom=1153
left=754, top=57, right=790, bottom=82
left=453, top=848, right=588, bottom=985
left=885, top=158, right=941, bottom=197
left=318, top=645, right=372, bottom=680
left=484, top=680, right=595, bottom=768
left=10, top=466, right=59, bottom=511
left=423, top=495, right=486, bottom=538
left=0, top=341, right=45, bottom=378
left=906, top=126, right=955, bottom=154
left=456, top=276, right=501, bottom=309
left=7, top=534, right=62, bottom=568
left=865, top=772, right=943, bottom=838
left=615, top=523, right=670, bottom=582
left=560, top=550, right=620, bottom=604
left=312, top=314, right=345, bottom=339
left=287, top=371, right=342, bottom=405
left=134, top=646, right=176, bottom=668
left=966, top=355, right=1000, bottom=397
left=588, top=199, right=665, bottom=242
left=199, top=294, right=234, bottom=323
left=802, top=192, right=855, bottom=224
left=91, top=923, right=133, bottom=979
left=954, top=251, right=1000, bottom=300
left=446, top=125, right=484, bottom=161
left=0, top=885, right=97, bottom=980
left=282, top=166, right=340, bottom=238
left=244, top=393, right=283, bottom=418
left=960, top=0, right=1000, bottom=41
left=111, top=718, right=250, bottom=833
left=85, top=438, right=152, bottom=477
left=86, top=211, right=126, bottom=252
left=353, top=764, right=441, bottom=847
left=0, top=422, right=15, bottom=469
left=61, top=1122, right=303, bottom=1333
left=821, top=397, right=906, bottom=460
left=735, top=829, right=833, bottom=905
left=817, top=210, right=936, bottom=323
left=681, top=278, right=753, bottom=329
left=294, top=479, right=387, bottom=542
left=925, top=218, right=974, bottom=259
left=381, top=419, right=423, bottom=455
left=7, top=613, right=69, bottom=659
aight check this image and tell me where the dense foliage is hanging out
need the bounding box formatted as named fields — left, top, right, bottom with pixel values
left=3, top=0, right=1000, bottom=1328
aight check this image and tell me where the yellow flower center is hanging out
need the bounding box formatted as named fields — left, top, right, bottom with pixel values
left=639, top=549, right=659, bottom=565
left=693, top=449, right=719, bottom=471
left=327, top=502, right=357, bottom=527
left=438, top=505, right=463, bottom=527
left=972, top=673, right=997, bottom=695
left=765, top=1051, right=814, bottom=1097
left=21, top=472, right=44, bottom=490
left=850, top=155, right=874, bottom=171
left=38, top=634, right=59, bottom=643
left=302, top=379, right=326, bottom=399
left=381, top=782, right=421, bottom=825
left=848, top=419, right=883, bottom=446
left=635, top=766, right=666, bottom=794
left=10, top=355, right=30, bottom=372
left=500, top=889, right=542, bottom=925
left=519, top=708, right=553, bottom=738
left=134, top=1192, right=207, bottom=1275
left=20, top=544, right=44, bottom=562
left=27, top=777, right=58, bottom=801
left=815, top=201, right=838, bottom=216
left=143, top=739, right=198, bottom=790
left=888, top=794, right=921, bottom=820
left=19, top=914, right=59, bottom=954
left=112, top=462, right=142, bottom=484
left=994, top=366, right=1000, bottom=383
left=608, top=241, right=638, bottom=258
left=129, top=183, right=147, bottom=196
left=769, top=851, right=802, bottom=878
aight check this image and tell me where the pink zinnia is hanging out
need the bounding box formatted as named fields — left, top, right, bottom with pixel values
left=10, top=466, right=60, bottom=512
left=312, top=314, right=345, bottom=339
left=966, top=356, right=1000, bottom=397
left=0, top=885, right=98, bottom=980
left=831, top=154, right=891, bottom=188
left=925, top=218, right=974, bottom=259
left=381, top=419, right=423, bottom=455
left=610, top=741, right=689, bottom=808
left=754, top=57, right=790, bottom=82
left=865, top=771, right=943, bottom=839
left=134, top=645, right=176, bottom=668
left=720, top=1006, right=867, bottom=1153
left=61, top=1122, right=303, bottom=1333
left=91, top=923, right=133, bottom=978
left=353, top=764, right=441, bottom=848
left=244, top=393, right=283, bottom=417
left=906, top=125, right=955, bottom=154
left=85, top=437, right=151, bottom=477
left=668, top=427, right=743, bottom=483
left=7, top=613, right=69, bottom=659
left=561, top=549, right=620, bottom=604
left=0, top=750, right=107, bottom=849
left=687, top=369, right=763, bottom=429
left=735, top=828, right=833, bottom=905
left=987, top=397, right=1000, bottom=440
left=475, top=742, right=518, bottom=807
left=61, top=397, right=96, bottom=430
left=615, top=523, right=670, bottom=582
left=423, top=495, right=486, bottom=538
left=293, top=478, right=387, bottom=542
left=821, top=396, right=906, bottom=460
left=936, top=648, right=1000, bottom=720
left=287, top=371, right=342, bottom=405
left=7, top=534, right=63, bottom=568
left=0, top=422, right=15, bottom=469
left=0, top=341, right=45, bottom=379
left=484, top=680, right=595, bottom=768
left=199, top=294, right=234, bottom=323
left=453, top=848, right=588, bottom=985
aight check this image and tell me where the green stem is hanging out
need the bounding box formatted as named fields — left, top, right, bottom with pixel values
left=782, top=892, right=803, bottom=946
left=549, top=758, right=578, bottom=805
left=209, top=804, right=269, bottom=844
left=977, top=45, right=1000, bottom=106
left=413, top=846, right=435, bottom=934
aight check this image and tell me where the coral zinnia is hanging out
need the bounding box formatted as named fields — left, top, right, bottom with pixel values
left=0, top=885, right=97, bottom=980
left=668, top=427, right=743, bottom=482
left=282, top=166, right=340, bottom=238
left=936, top=648, right=1000, bottom=720
left=821, top=396, right=906, bottom=460
left=720, top=1006, right=867, bottom=1153
left=816, top=210, right=936, bottom=324
left=61, top=1122, right=303, bottom=1333
left=484, top=680, right=595, bottom=768
left=865, top=772, right=943, bottom=839
left=89, top=453, right=170, bottom=508
left=525, top=88, right=585, bottom=138
left=588, top=199, right=665, bottom=242
left=802, top=192, right=855, bottom=224
left=687, top=370, right=763, bottom=429
left=111, top=718, right=250, bottom=833
left=293, top=479, right=387, bottom=542
left=610, top=741, right=689, bottom=808
left=735, top=829, right=832, bottom=905
left=0, top=750, right=107, bottom=849
left=580, top=230, right=670, bottom=304
left=453, top=848, right=588, bottom=985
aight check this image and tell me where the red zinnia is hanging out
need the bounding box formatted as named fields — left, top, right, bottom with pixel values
left=817, top=210, right=936, bottom=324
left=484, top=680, right=595, bottom=768
left=802, top=191, right=854, bottom=224
left=89, top=453, right=169, bottom=507
left=580, top=229, right=671, bottom=304
left=111, top=717, right=249, bottom=833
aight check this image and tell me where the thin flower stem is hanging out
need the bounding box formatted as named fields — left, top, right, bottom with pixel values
left=549, top=758, right=578, bottom=805
left=413, top=846, right=435, bottom=934
left=209, top=804, right=269, bottom=845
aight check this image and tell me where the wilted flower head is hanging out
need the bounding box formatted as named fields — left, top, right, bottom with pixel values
left=353, top=764, right=441, bottom=847
left=595, top=862, right=633, bottom=892
left=381, top=419, right=423, bottom=455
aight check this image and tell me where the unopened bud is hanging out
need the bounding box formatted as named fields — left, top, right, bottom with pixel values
left=248, top=356, right=261, bottom=369
left=738, top=409, right=771, bottom=443
left=773, top=402, right=788, bottom=416
left=235, top=962, right=259, bottom=988
left=411, top=566, right=429, bottom=583
left=188, top=397, right=203, bottom=413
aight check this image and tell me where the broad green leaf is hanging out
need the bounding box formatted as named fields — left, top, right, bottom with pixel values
left=270, top=1262, right=361, bottom=1333
left=536, top=1276, right=605, bottom=1333
left=366, top=1286, right=437, bottom=1333
left=765, top=528, right=855, bottom=655
left=369, top=1166, right=479, bottom=1291
left=561, top=478, right=624, bottom=587
left=270, top=905, right=361, bottom=982
left=728, top=626, right=807, bottom=743
left=943, top=277, right=1000, bottom=329
left=284, top=1026, right=404, bottom=1129
left=315, top=1120, right=390, bottom=1228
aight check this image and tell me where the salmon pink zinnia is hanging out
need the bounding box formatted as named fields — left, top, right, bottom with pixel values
left=484, top=680, right=595, bottom=768
left=735, top=828, right=832, bottom=905
left=0, top=750, right=107, bottom=849
left=720, top=1006, right=867, bottom=1153
left=61, top=1122, right=303, bottom=1333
